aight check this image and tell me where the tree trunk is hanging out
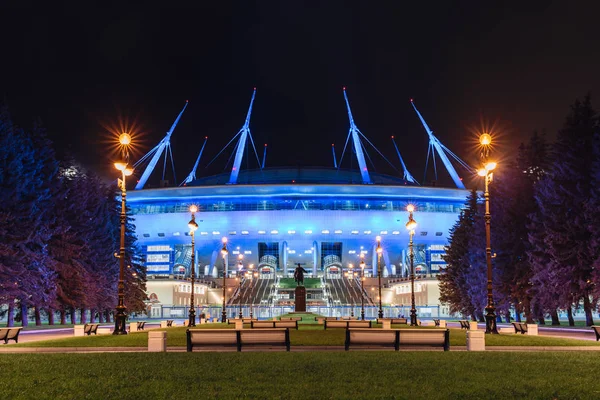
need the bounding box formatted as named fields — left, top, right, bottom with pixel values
left=523, top=298, right=535, bottom=324
left=34, top=306, right=42, bottom=326
left=515, top=312, right=521, bottom=322
left=80, top=308, right=87, bottom=324
left=7, top=301, right=15, bottom=327
left=60, top=309, right=66, bottom=325
left=583, top=295, right=594, bottom=326
left=20, top=302, right=29, bottom=327
left=504, top=312, right=511, bottom=323
left=69, top=309, right=76, bottom=325
left=477, top=311, right=485, bottom=322
left=550, top=309, right=560, bottom=325
left=90, top=309, right=96, bottom=323
left=48, top=309, right=55, bottom=325
left=98, top=311, right=104, bottom=323
left=105, top=310, right=111, bottom=323
left=567, top=307, right=575, bottom=326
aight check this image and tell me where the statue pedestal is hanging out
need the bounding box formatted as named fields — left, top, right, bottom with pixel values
left=295, top=286, right=306, bottom=312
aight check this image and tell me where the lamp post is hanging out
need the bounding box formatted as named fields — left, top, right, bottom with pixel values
left=237, top=253, right=244, bottom=319
left=113, top=133, right=133, bottom=335
left=406, top=205, right=418, bottom=327
left=478, top=133, right=499, bottom=334
left=376, top=236, right=383, bottom=319
left=347, top=264, right=355, bottom=317
left=221, top=237, right=228, bottom=323
left=359, top=253, right=366, bottom=320
left=249, top=264, right=256, bottom=319
left=187, top=205, right=199, bottom=327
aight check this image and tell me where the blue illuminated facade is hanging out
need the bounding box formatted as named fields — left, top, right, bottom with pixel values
left=129, top=167, right=469, bottom=280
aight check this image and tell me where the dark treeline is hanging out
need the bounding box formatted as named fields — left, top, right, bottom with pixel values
left=440, top=95, right=600, bottom=326
left=0, top=106, right=146, bottom=327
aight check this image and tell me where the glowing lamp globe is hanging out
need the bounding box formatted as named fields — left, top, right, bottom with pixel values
left=123, top=168, right=134, bottom=176
left=406, top=218, right=417, bottom=231
left=119, top=133, right=132, bottom=146
left=406, top=204, right=415, bottom=212
left=479, top=133, right=492, bottom=146
left=189, top=205, right=198, bottom=213
left=188, top=219, right=198, bottom=232
left=485, top=162, right=497, bottom=171
left=114, top=162, right=127, bottom=171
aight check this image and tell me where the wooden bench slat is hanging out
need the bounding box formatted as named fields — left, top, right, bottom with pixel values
left=187, top=328, right=290, bottom=352
left=345, top=328, right=449, bottom=351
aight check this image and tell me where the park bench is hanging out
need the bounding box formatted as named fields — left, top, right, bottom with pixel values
left=84, top=323, right=99, bottom=335
left=186, top=328, right=290, bottom=352
left=136, top=321, right=146, bottom=331
left=325, top=317, right=339, bottom=321
left=251, top=320, right=298, bottom=330
left=228, top=318, right=257, bottom=325
left=459, top=320, right=470, bottom=330
left=279, top=316, right=302, bottom=321
left=511, top=322, right=528, bottom=334
left=345, top=328, right=450, bottom=351
left=591, top=326, right=600, bottom=341
left=0, top=327, right=23, bottom=344
left=433, top=319, right=440, bottom=327
left=376, top=318, right=408, bottom=325
left=166, top=320, right=174, bottom=327
left=324, top=320, right=371, bottom=329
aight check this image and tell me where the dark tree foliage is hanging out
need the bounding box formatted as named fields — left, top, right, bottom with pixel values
left=529, top=96, right=597, bottom=326
left=439, top=189, right=479, bottom=318
left=0, top=105, right=146, bottom=326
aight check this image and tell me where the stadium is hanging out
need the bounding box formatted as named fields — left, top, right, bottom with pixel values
left=128, top=89, right=471, bottom=320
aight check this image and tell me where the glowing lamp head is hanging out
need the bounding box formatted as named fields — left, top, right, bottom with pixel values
left=406, top=204, right=415, bottom=213
left=189, top=205, right=198, bottom=213
left=123, top=168, right=133, bottom=176
left=485, top=162, right=497, bottom=171
left=406, top=217, right=417, bottom=231
left=114, top=161, right=127, bottom=171
left=477, top=169, right=487, bottom=177
left=119, top=133, right=132, bottom=146
left=238, top=253, right=243, bottom=261
left=479, top=133, right=492, bottom=146
left=360, top=260, right=365, bottom=269
left=376, top=235, right=381, bottom=243
left=188, top=218, right=198, bottom=232
left=221, top=237, right=228, bottom=256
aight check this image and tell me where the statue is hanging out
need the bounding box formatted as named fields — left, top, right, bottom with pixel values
left=293, top=263, right=308, bottom=286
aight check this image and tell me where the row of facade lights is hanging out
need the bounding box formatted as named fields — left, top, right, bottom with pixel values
left=114, top=132, right=497, bottom=332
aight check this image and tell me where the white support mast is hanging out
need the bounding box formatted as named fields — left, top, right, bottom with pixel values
left=180, top=136, right=208, bottom=186
left=135, top=101, right=189, bottom=190
left=410, top=100, right=465, bottom=189
left=343, top=88, right=371, bottom=184
left=228, top=88, right=256, bottom=184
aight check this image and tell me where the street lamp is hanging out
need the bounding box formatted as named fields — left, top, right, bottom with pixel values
left=237, top=253, right=244, bottom=319
left=406, top=204, right=418, bottom=327
left=248, top=264, right=256, bottom=319
left=113, top=133, right=133, bottom=335
left=347, top=264, right=355, bottom=317
left=359, top=253, right=366, bottom=320
left=221, top=237, right=228, bottom=323
left=187, top=205, right=199, bottom=327
left=376, top=236, right=383, bottom=319
left=478, top=133, right=499, bottom=334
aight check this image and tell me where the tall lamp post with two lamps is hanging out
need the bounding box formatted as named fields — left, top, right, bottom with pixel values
left=359, top=253, right=366, bottom=320
left=406, top=205, right=418, bottom=326
left=237, top=254, right=244, bottom=319
left=221, top=237, right=228, bottom=323
left=187, top=205, right=199, bottom=327
left=113, top=133, right=133, bottom=335
left=478, top=133, right=499, bottom=334
left=376, top=236, right=383, bottom=319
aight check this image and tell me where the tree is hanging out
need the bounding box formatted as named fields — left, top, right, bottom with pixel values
left=530, top=96, right=597, bottom=326
left=439, top=190, right=479, bottom=318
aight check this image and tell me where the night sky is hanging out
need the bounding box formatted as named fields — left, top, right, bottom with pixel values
left=1, top=2, right=599, bottom=188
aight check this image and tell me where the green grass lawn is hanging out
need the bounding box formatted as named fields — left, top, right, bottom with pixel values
left=0, top=323, right=75, bottom=331
left=11, top=325, right=600, bottom=348
left=1, top=352, right=599, bottom=399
